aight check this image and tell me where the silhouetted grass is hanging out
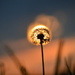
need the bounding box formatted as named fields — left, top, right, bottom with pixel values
left=5, top=45, right=28, bottom=75
left=72, top=63, right=75, bottom=75
left=54, top=39, right=75, bottom=75
left=0, top=63, right=5, bottom=75
left=65, top=57, right=72, bottom=75
left=59, top=69, right=69, bottom=75
left=54, top=39, right=64, bottom=75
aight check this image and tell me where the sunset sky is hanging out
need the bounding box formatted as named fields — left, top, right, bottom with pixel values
left=0, top=0, right=75, bottom=75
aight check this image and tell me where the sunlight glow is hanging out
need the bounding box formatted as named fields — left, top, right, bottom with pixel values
left=27, top=25, right=52, bottom=45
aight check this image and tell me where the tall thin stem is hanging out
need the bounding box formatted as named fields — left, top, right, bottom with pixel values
left=37, top=34, right=45, bottom=75
left=40, top=40, right=45, bottom=75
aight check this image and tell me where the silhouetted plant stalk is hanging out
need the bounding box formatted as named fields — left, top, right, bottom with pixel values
left=67, top=54, right=73, bottom=69
left=59, top=68, right=69, bottom=75
left=54, top=39, right=64, bottom=75
left=0, top=63, right=5, bottom=75
left=37, top=34, right=45, bottom=75
left=65, top=57, right=72, bottom=75
left=5, top=45, right=28, bottom=75
left=40, top=39, right=45, bottom=75
left=72, top=62, right=75, bottom=75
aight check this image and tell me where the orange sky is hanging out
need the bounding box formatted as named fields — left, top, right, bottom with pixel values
left=0, top=37, right=75, bottom=75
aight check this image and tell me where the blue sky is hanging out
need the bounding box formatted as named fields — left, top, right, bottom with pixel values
left=0, top=0, right=75, bottom=42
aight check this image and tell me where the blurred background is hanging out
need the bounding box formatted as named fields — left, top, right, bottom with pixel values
left=0, top=0, right=75, bottom=75
left=0, top=0, right=75, bottom=42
